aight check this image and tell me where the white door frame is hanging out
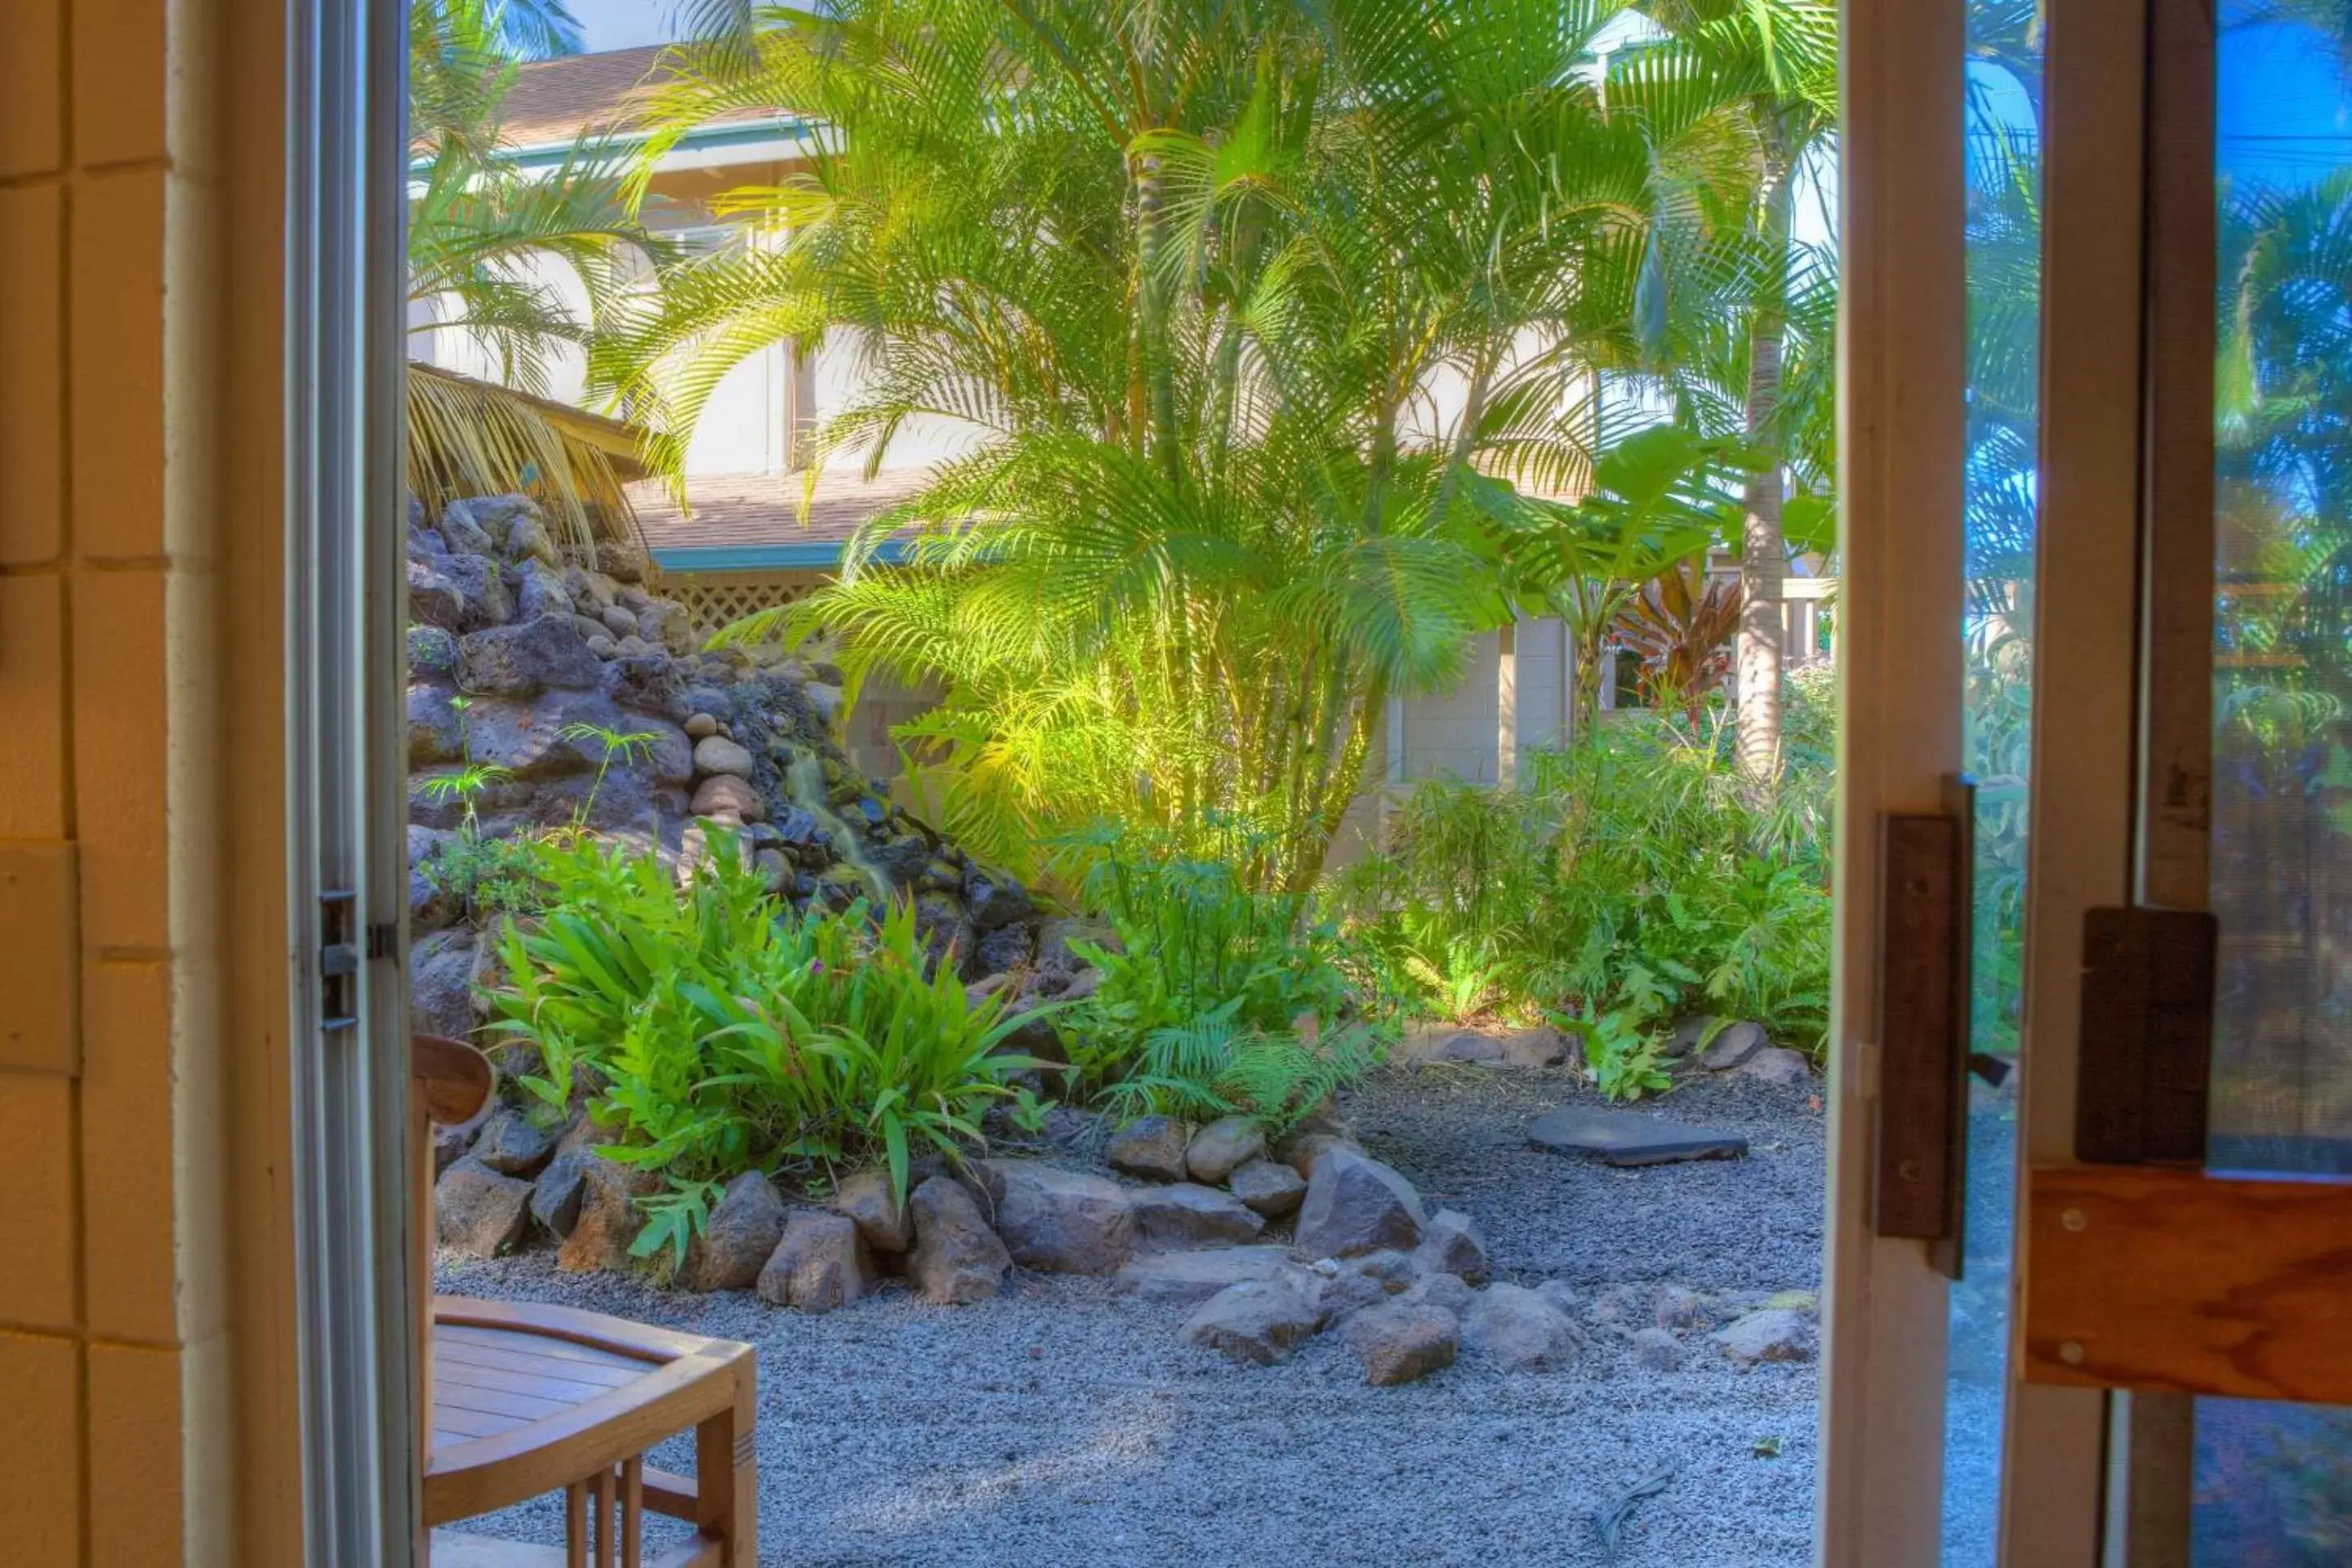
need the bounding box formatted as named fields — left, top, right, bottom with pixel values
left=1817, top=2, right=1971, bottom=1561
left=284, top=0, right=421, bottom=1561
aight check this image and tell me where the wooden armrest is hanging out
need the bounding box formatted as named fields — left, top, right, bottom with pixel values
left=413, top=1034, right=494, bottom=1125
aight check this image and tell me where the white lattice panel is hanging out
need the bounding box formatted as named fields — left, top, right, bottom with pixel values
left=665, top=570, right=827, bottom=644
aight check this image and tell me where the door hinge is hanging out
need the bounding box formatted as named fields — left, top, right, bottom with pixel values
left=2077, top=906, right=2217, bottom=1165
left=1872, top=776, right=1975, bottom=1279
left=318, top=889, right=359, bottom=1031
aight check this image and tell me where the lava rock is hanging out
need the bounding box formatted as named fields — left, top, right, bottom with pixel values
left=639, top=601, right=697, bottom=656
left=435, top=1157, right=532, bottom=1258
left=1631, top=1327, right=1689, bottom=1371
left=530, top=1146, right=596, bottom=1237
left=410, top=929, right=481, bottom=1042
left=556, top=1156, right=661, bottom=1272
left=1294, top=1147, right=1428, bottom=1261
left=693, top=735, right=757, bottom=777
left=1405, top=1272, right=1476, bottom=1314
left=1106, top=1116, right=1192, bottom=1183
left=1179, top=1277, right=1324, bottom=1366
left=1498, top=1024, right=1571, bottom=1069
left=1116, top=1246, right=1310, bottom=1307
left=906, top=1177, right=1010, bottom=1305
left=964, top=866, right=1033, bottom=932
left=1463, top=1283, right=1586, bottom=1372
left=408, top=625, right=460, bottom=682
left=679, top=1172, right=789, bottom=1293
left=979, top=1160, right=1134, bottom=1276
left=1714, top=1307, right=1817, bottom=1365
left=973, top=923, right=1035, bottom=976
left=1695, top=1020, right=1771, bottom=1071
left=1273, top=1129, right=1363, bottom=1181
left=410, top=550, right=511, bottom=634
left=1655, top=1284, right=1712, bottom=1333
left=692, top=773, right=766, bottom=821
left=1413, top=1209, right=1492, bottom=1287
left=1129, top=1183, right=1267, bottom=1250
left=596, top=540, right=651, bottom=582
left=1348, top=1302, right=1460, bottom=1386
left=1184, top=1116, right=1267, bottom=1186
left=470, top=1107, right=555, bottom=1178
left=1227, top=1159, right=1307, bottom=1218
left=1396, top=1026, right=1507, bottom=1066
left=756, top=1209, right=875, bottom=1313
left=457, top=617, right=602, bottom=697
left=407, top=682, right=465, bottom=766
left=1740, top=1046, right=1813, bottom=1086
left=513, top=558, right=575, bottom=622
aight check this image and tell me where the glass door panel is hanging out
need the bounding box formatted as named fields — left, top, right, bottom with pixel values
left=2195, top=4, right=2352, bottom=1559
left=1946, top=7, right=2042, bottom=1562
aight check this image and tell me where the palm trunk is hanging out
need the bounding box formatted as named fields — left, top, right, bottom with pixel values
left=1736, top=140, right=1797, bottom=787
left=1134, top=150, right=1183, bottom=488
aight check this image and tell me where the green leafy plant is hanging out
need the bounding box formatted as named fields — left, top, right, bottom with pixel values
left=1005, top=1085, right=1054, bottom=1138
left=485, top=830, right=1053, bottom=1248
left=557, top=719, right=662, bottom=830
left=411, top=693, right=545, bottom=920
left=630, top=1176, right=723, bottom=1270
left=1579, top=1004, right=1673, bottom=1102
left=1334, top=698, right=1832, bottom=1099
left=1054, top=822, right=1388, bottom=1130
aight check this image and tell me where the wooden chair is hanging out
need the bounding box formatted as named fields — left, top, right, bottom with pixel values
left=412, top=1035, right=759, bottom=1567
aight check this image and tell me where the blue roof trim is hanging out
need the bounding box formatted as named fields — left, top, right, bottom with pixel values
left=653, top=539, right=908, bottom=572
left=408, top=117, right=815, bottom=177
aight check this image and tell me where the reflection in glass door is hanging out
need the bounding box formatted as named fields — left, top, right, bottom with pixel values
left=2196, top=3, right=2352, bottom=1560
left=1945, top=5, right=2041, bottom=1562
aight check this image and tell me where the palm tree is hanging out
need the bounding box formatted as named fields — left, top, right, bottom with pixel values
left=405, top=0, right=666, bottom=556
left=1624, top=0, right=1838, bottom=783
left=618, top=0, right=1682, bottom=887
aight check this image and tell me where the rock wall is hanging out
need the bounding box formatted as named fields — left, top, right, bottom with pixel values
left=405, top=493, right=1046, bottom=1039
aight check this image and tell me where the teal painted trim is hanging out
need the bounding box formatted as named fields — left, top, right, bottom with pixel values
left=408, top=117, right=814, bottom=177
left=654, top=538, right=906, bottom=572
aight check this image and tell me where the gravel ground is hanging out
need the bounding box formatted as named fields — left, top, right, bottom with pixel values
left=438, top=1066, right=1828, bottom=1567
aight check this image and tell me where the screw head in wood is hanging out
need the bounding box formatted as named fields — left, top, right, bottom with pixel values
left=2061, top=1208, right=2088, bottom=1232
left=2059, top=1341, right=2085, bottom=1365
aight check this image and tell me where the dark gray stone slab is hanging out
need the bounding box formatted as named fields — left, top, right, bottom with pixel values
left=1527, top=1105, right=1748, bottom=1166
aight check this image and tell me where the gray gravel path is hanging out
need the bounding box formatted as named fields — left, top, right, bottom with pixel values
left=438, top=1067, right=1827, bottom=1567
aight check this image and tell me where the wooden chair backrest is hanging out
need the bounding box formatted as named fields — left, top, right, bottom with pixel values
left=410, top=1032, right=494, bottom=1531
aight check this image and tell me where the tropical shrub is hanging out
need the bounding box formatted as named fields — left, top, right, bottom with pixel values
left=1053, top=824, right=1387, bottom=1131
left=484, top=831, right=1047, bottom=1259
left=1334, top=697, right=1832, bottom=1098
left=620, top=0, right=1790, bottom=889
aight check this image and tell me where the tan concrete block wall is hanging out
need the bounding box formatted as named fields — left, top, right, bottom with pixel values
left=0, top=0, right=241, bottom=1560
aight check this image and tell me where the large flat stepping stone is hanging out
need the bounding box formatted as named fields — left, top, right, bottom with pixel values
left=1528, top=1105, right=1748, bottom=1166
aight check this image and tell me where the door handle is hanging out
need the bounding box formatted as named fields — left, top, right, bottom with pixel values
left=1872, top=775, right=1975, bottom=1279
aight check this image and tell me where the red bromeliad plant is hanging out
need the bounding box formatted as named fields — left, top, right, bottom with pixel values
left=1615, top=559, right=1742, bottom=725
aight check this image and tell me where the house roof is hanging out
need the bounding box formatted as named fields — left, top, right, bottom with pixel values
left=633, top=468, right=933, bottom=570
left=498, top=45, right=783, bottom=149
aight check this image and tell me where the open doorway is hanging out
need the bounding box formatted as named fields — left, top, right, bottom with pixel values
left=389, top=2, right=1967, bottom=1564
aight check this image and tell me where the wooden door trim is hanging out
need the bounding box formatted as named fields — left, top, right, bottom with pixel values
left=2024, top=1163, right=2352, bottom=1404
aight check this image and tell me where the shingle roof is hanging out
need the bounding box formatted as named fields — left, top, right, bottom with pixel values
left=631, top=467, right=932, bottom=555
left=498, top=45, right=782, bottom=149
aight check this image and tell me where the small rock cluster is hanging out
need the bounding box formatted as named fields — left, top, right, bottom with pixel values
left=405, top=492, right=1062, bottom=1042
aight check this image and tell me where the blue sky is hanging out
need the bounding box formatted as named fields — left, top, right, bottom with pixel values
left=2222, top=18, right=2352, bottom=193
left=569, top=0, right=683, bottom=51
